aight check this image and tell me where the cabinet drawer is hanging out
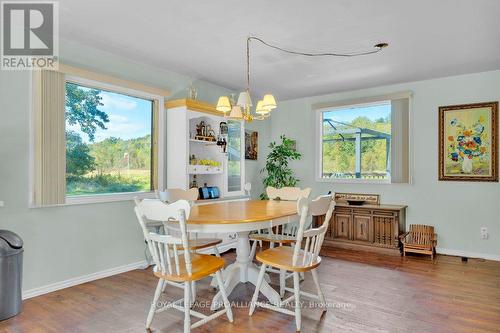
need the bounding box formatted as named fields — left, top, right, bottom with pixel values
left=373, top=210, right=395, bottom=217
left=352, top=208, right=371, bottom=215
left=335, top=207, right=352, bottom=214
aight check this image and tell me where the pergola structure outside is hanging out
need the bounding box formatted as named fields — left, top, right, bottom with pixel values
left=323, top=119, right=391, bottom=178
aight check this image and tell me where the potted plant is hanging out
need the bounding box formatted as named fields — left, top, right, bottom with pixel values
left=260, top=135, right=302, bottom=199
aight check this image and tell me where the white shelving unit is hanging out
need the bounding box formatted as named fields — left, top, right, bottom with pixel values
left=166, top=99, right=247, bottom=253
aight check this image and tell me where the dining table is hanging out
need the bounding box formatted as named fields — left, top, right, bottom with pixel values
left=187, top=199, right=298, bottom=310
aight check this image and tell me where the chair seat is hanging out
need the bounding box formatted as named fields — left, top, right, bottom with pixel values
left=154, top=253, right=225, bottom=282
left=183, top=238, right=222, bottom=250
left=256, top=246, right=321, bottom=273
left=249, top=233, right=296, bottom=244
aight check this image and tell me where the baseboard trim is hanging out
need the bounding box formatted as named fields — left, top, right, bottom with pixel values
left=436, top=247, right=500, bottom=261
left=22, top=260, right=148, bottom=300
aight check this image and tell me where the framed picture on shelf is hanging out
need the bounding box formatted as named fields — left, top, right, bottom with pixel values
left=245, top=130, right=258, bottom=160
left=439, top=101, right=498, bottom=182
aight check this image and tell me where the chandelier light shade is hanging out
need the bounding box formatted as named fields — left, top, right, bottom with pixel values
left=255, top=100, right=270, bottom=115
left=262, top=94, right=277, bottom=110
left=216, top=96, right=232, bottom=113
left=236, top=90, right=253, bottom=107
left=228, top=105, right=243, bottom=119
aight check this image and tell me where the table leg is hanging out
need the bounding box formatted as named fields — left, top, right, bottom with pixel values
left=210, top=231, right=281, bottom=310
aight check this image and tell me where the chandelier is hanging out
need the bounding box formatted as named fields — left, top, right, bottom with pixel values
left=216, top=36, right=389, bottom=122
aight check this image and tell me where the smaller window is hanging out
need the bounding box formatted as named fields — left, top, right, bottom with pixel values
left=318, top=101, right=392, bottom=182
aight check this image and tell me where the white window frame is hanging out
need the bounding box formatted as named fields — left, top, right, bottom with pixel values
left=30, top=75, right=165, bottom=206
left=315, top=99, right=393, bottom=184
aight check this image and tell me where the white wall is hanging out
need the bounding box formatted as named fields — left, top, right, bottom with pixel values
left=0, top=39, right=235, bottom=293
left=270, top=70, right=500, bottom=259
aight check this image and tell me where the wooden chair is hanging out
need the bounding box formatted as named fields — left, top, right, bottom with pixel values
left=249, top=196, right=335, bottom=332
left=158, top=187, right=198, bottom=203
left=250, top=186, right=312, bottom=252
left=135, top=199, right=233, bottom=333
left=249, top=186, right=313, bottom=296
left=158, top=188, right=223, bottom=257
left=266, top=186, right=312, bottom=202
left=400, top=224, right=437, bottom=260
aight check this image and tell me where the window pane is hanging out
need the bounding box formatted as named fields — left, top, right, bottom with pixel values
left=227, top=120, right=241, bottom=192
left=321, top=102, right=391, bottom=180
left=65, top=82, right=153, bottom=195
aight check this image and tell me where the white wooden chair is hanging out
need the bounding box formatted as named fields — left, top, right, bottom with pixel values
left=135, top=197, right=222, bottom=298
left=158, top=188, right=222, bottom=257
left=158, top=187, right=199, bottom=203
left=249, top=196, right=335, bottom=332
left=250, top=186, right=311, bottom=252
left=249, top=186, right=313, bottom=297
left=135, top=199, right=233, bottom=333
left=266, top=186, right=312, bottom=202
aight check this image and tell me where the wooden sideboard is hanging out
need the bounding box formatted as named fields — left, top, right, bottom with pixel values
left=319, top=203, right=407, bottom=254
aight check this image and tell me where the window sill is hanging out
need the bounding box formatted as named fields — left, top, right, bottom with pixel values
left=316, top=177, right=392, bottom=185
left=31, top=191, right=157, bottom=208
left=66, top=191, right=156, bottom=205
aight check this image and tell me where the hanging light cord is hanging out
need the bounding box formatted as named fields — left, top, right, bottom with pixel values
left=245, top=35, right=388, bottom=90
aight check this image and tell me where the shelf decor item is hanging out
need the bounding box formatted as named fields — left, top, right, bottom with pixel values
left=439, top=101, right=498, bottom=182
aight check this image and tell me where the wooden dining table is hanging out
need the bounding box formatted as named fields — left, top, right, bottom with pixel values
left=187, top=199, right=298, bottom=310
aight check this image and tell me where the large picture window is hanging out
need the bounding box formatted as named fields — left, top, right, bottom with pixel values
left=65, top=81, right=154, bottom=196
left=31, top=67, right=164, bottom=206
left=316, top=94, right=410, bottom=183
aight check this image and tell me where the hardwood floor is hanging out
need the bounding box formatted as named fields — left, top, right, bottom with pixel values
left=1, top=248, right=499, bottom=333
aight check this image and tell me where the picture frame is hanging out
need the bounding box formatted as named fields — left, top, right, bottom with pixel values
left=245, top=130, right=258, bottom=160
left=438, top=101, right=498, bottom=182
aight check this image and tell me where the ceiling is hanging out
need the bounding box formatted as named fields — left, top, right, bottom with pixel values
left=59, top=0, right=500, bottom=100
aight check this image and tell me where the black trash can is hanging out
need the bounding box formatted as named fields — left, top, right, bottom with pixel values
left=0, top=230, right=23, bottom=321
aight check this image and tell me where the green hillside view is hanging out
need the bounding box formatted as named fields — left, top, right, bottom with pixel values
left=65, top=82, right=152, bottom=196
left=322, top=115, right=391, bottom=179
left=66, top=132, right=152, bottom=195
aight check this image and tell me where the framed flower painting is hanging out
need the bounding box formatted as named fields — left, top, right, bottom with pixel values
left=439, top=101, right=498, bottom=182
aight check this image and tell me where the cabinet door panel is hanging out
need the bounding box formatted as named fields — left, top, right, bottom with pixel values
left=334, top=213, right=350, bottom=240
left=373, top=216, right=395, bottom=245
left=353, top=215, right=370, bottom=242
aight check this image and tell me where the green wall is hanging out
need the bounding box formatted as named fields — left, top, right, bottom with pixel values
left=1, top=39, right=498, bottom=295
left=0, top=39, right=261, bottom=293
left=270, top=70, right=500, bottom=258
